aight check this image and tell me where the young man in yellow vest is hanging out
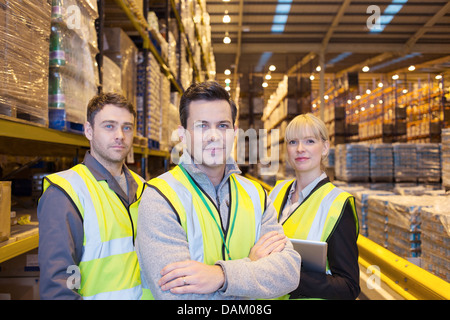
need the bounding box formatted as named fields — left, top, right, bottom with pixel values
left=38, top=93, right=150, bottom=299
left=136, top=81, right=301, bottom=299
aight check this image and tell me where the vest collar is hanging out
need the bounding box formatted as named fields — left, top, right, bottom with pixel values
left=178, top=151, right=241, bottom=192
left=82, top=151, right=139, bottom=204
left=279, top=176, right=331, bottom=224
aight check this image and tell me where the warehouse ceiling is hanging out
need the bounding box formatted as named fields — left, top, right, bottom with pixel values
left=205, top=0, right=450, bottom=103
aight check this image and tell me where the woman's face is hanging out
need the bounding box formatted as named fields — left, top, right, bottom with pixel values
left=286, top=127, right=329, bottom=176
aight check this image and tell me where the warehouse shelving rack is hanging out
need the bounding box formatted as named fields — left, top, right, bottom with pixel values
left=0, top=0, right=214, bottom=265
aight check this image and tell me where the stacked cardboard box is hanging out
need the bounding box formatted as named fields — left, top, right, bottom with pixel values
left=369, top=144, right=394, bottom=182
left=421, top=202, right=450, bottom=282
left=442, top=129, right=450, bottom=189
left=416, top=143, right=441, bottom=183
left=104, top=27, right=137, bottom=110
left=335, top=143, right=370, bottom=182
left=393, top=143, right=417, bottom=182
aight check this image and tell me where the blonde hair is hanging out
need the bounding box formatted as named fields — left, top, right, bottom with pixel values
left=285, top=113, right=329, bottom=142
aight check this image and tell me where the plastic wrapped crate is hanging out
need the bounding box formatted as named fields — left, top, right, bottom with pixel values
left=48, top=0, right=99, bottom=132
left=354, top=189, right=395, bottom=237
left=416, top=143, right=441, bottom=183
left=335, top=143, right=370, bottom=182
left=136, top=52, right=162, bottom=149
left=0, top=0, right=51, bottom=126
left=384, top=195, right=438, bottom=258
left=369, top=144, right=393, bottom=182
left=104, top=27, right=137, bottom=110
left=421, top=201, right=450, bottom=282
left=393, top=143, right=417, bottom=182
left=367, top=195, right=390, bottom=248
left=102, top=56, right=122, bottom=94
left=442, top=129, right=450, bottom=189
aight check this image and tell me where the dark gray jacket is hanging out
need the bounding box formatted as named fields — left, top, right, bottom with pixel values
left=37, top=151, right=142, bottom=300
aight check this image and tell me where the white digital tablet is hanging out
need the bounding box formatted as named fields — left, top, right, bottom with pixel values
left=289, top=238, right=328, bottom=273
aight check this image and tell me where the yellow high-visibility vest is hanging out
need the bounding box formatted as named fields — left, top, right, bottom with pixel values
left=42, top=164, right=152, bottom=300
left=269, top=179, right=358, bottom=300
left=270, top=179, right=358, bottom=269
left=147, top=165, right=266, bottom=265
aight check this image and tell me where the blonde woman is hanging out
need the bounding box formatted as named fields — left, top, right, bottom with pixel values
left=269, top=113, right=360, bottom=300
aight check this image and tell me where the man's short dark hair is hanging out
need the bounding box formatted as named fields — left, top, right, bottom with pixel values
left=179, top=81, right=237, bottom=128
left=87, top=92, right=136, bottom=125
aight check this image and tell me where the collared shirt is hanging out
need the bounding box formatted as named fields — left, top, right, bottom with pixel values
left=37, top=151, right=143, bottom=300
left=279, top=172, right=327, bottom=224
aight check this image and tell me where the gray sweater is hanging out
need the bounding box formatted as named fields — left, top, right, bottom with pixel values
left=136, top=153, right=301, bottom=299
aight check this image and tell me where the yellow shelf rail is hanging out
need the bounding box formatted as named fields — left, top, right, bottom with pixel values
left=0, top=229, right=39, bottom=264
left=244, top=173, right=450, bottom=300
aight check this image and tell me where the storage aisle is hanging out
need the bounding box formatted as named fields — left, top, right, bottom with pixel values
left=1, top=0, right=449, bottom=301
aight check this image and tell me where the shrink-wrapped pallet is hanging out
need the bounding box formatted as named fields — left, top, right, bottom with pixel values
left=0, top=0, right=51, bottom=126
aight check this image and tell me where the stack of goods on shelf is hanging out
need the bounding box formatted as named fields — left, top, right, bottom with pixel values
left=48, top=0, right=99, bottom=132
left=354, top=189, right=394, bottom=237
left=442, top=128, right=450, bottom=189
left=104, top=27, right=137, bottom=110
left=384, top=196, right=431, bottom=258
left=0, top=1, right=51, bottom=126
left=393, top=143, right=417, bottom=182
left=168, top=92, right=182, bottom=157
left=159, top=76, right=171, bottom=152
left=416, top=143, right=441, bottom=183
left=102, top=56, right=122, bottom=94
left=367, top=194, right=443, bottom=260
left=369, top=144, right=394, bottom=182
left=421, top=199, right=450, bottom=282
left=136, top=52, right=161, bottom=149
left=335, top=143, right=370, bottom=182
left=366, top=195, right=390, bottom=248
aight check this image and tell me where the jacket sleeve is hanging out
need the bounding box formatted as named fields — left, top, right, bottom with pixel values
left=289, top=200, right=361, bottom=300
left=37, top=185, right=84, bottom=300
left=216, top=195, right=301, bottom=299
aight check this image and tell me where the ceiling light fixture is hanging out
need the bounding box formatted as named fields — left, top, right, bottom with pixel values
left=392, top=74, right=399, bottom=80
left=265, top=74, right=272, bottom=80
left=408, top=65, right=415, bottom=71
left=224, top=69, right=231, bottom=75
left=269, top=65, right=276, bottom=72
left=223, top=32, right=231, bottom=44
left=223, top=10, right=231, bottom=23
left=362, top=66, right=370, bottom=72
left=262, top=82, right=268, bottom=88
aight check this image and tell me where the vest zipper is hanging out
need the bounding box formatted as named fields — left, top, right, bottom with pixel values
left=115, top=192, right=135, bottom=247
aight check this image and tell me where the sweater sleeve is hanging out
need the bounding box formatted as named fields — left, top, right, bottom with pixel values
left=135, top=187, right=301, bottom=299
left=37, top=185, right=84, bottom=300
left=289, top=200, right=361, bottom=300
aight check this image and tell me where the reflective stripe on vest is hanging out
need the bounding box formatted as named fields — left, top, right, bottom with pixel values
left=271, top=179, right=295, bottom=217
left=147, top=165, right=265, bottom=265
left=42, top=164, right=150, bottom=300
